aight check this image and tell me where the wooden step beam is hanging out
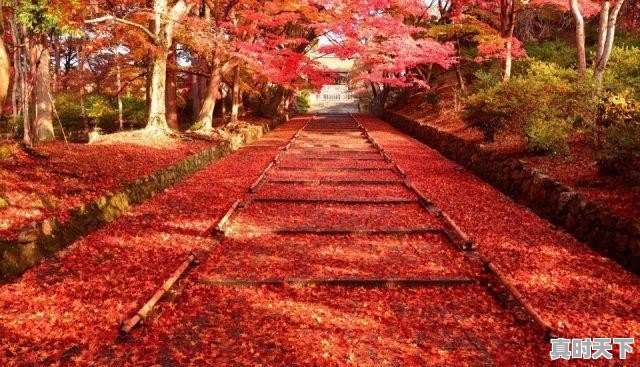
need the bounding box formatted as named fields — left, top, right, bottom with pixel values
left=198, top=277, right=476, bottom=288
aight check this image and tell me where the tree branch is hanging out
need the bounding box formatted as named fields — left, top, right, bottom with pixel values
left=84, top=16, right=158, bottom=43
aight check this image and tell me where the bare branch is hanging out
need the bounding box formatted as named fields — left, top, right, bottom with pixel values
left=84, top=16, right=158, bottom=43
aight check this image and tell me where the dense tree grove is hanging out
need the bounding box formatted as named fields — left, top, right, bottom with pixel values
left=0, top=0, right=639, bottom=174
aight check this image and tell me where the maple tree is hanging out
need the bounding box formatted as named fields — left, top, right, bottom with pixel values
left=0, top=0, right=637, bottom=144
left=0, top=4, right=8, bottom=116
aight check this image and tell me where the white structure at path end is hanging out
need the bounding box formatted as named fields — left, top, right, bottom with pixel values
left=307, top=56, right=358, bottom=113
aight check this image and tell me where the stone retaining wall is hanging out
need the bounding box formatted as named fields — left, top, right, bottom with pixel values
left=0, top=118, right=285, bottom=281
left=381, top=110, right=640, bottom=274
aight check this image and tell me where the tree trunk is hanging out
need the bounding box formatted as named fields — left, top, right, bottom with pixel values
left=147, top=48, right=169, bottom=131
left=594, top=0, right=625, bottom=86
left=53, top=34, right=60, bottom=92
left=30, top=38, right=55, bottom=142
left=165, top=45, right=179, bottom=130
left=116, top=60, right=124, bottom=130
left=191, top=53, right=221, bottom=131
left=282, top=90, right=291, bottom=119
left=146, top=0, right=192, bottom=132
left=0, top=35, right=9, bottom=119
left=191, top=74, right=200, bottom=121
left=230, top=64, right=240, bottom=123
left=146, top=0, right=170, bottom=132
left=595, top=1, right=610, bottom=64
left=455, top=30, right=466, bottom=92
left=424, top=64, right=433, bottom=85
left=145, top=54, right=152, bottom=117
left=502, top=0, right=516, bottom=81
left=262, top=86, right=285, bottom=117
left=220, top=85, right=227, bottom=117
left=78, top=44, right=88, bottom=131
left=11, top=37, right=19, bottom=126
left=570, top=0, right=587, bottom=76
left=10, top=18, right=31, bottom=145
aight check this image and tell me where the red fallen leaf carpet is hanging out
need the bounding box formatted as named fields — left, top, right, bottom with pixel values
left=0, top=138, right=214, bottom=240
left=0, top=114, right=638, bottom=366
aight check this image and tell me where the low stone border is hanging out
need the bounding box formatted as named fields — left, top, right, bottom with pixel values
left=380, top=110, right=640, bottom=275
left=0, top=117, right=286, bottom=281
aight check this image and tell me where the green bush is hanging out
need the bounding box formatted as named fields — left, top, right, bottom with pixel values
left=464, top=84, right=516, bottom=141
left=55, top=93, right=147, bottom=133
left=464, top=60, right=593, bottom=152
left=595, top=92, right=640, bottom=181
left=85, top=94, right=118, bottom=130
left=55, top=92, right=85, bottom=131
left=601, top=46, right=640, bottom=99
left=524, top=40, right=577, bottom=69
left=471, top=69, right=501, bottom=91
left=525, top=115, right=571, bottom=155
left=121, top=96, right=147, bottom=129
left=296, top=91, right=311, bottom=113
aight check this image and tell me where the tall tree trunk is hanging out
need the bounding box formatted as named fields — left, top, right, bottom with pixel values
left=502, top=0, right=516, bottom=81
left=10, top=18, right=31, bottom=145
left=11, top=38, right=19, bottom=126
left=595, top=1, right=610, bottom=63
left=146, top=0, right=170, bottom=131
left=145, top=55, right=152, bottom=117
left=191, top=53, right=221, bottom=131
left=0, top=34, right=9, bottom=119
left=454, top=29, right=466, bottom=92
left=262, top=86, right=285, bottom=117
left=77, top=44, right=88, bottom=131
left=230, top=64, right=240, bottom=123
left=146, top=0, right=192, bottom=132
left=147, top=48, right=169, bottom=131
left=165, top=45, right=179, bottom=130
left=424, top=64, right=433, bottom=85
left=220, top=85, right=227, bottom=117
left=282, top=90, right=291, bottom=119
left=116, top=59, right=124, bottom=130
left=52, top=34, right=60, bottom=92
left=30, top=37, right=55, bottom=142
left=191, top=74, right=200, bottom=121
left=570, top=0, right=587, bottom=76
left=594, top=0, right=625, bottom=86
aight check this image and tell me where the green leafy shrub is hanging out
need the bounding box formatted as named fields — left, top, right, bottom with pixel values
left=55, top=93, right=85, bottom=131
left=463, top=84, right=516, bottom=141
left=85, top=94, right=118, bottom=130
left=296, top=91, right=311, bottom=113
left=121, top=96, right=147, bottom=129
left=55, top=93, right=146, bottom=133
left=524, top=40, right=577, bottom=69
left=595, top=92, right=640, bottom=181
left=464, top=60, right=593, bottom=153
left=525, top=115, right=571, bottom=155
left=601, top=46, right=640, bottom=99
left=472, top=69, right=501, bottom=91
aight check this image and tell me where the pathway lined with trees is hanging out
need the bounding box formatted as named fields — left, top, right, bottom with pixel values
left=1, top=1, right=640, bottom=365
